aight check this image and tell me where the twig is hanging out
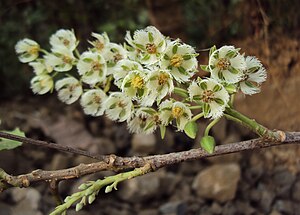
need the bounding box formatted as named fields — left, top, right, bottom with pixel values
left=0, top=131, right=108, bottom=162
left=1, top=131, right=299, bottom=191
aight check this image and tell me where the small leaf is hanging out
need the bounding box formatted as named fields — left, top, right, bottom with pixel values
left=200, top=82, right=207, bottom=90
left=184, top=121, right=198, bottom=139
left=163, top=54, right=170, bottom=60
left=160, top=125, right=166, bottom=139
left=213, top=84, right=222, bottom=92
left=83, top=58, right=93, bottom=63
left=0, top=128, right=25, bottom=151
left=200, top=135, right=216, bottom=154
left=183, top=55, right=192, bottom=60
left=214, top=98, right=224, bottom=105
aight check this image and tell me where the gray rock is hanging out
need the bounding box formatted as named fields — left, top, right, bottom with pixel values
left=11, top=188, right=42, bottom=215
left=273, top=200, right=294, bottom=214
left=118, top=170, right=175, bottom=203
left=131, top=133, right=156, bottom=154
left=159, top=201, right=187, bottom=215
left=139, top=209, right=158, bottom=215
left=273, top=170, right=296, bottom=198
left=292, top=180, right=300, bottom=201
left=192, top=163, right=241, bottom=203
left=210, top=202, right=222, bottom=214
left=0, top=202, right=12, bottom=215
left=257, top=184, right=276, bottom=213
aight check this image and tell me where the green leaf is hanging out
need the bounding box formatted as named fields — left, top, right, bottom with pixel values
left=200, top=82, right=207, bottom=90
left=229, top=66, right=240, bottom=74
left=184, top=121, right=198, bottom=139
left=0, top=128, right=25, bottom=151
left=178, top=67, right=188, bottom=75
left=160, top=125, right=166, bottom=139
left=200, top=135, right=216, bottom=154
left=200, top=65, right=209, bottom=72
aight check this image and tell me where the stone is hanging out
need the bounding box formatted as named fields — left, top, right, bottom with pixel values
left=131, top=133, right=156, bottom=154
left=11, top=188, right=42, bottom=215
left=139, top=209, right=158, bottom=215
left=192, top=163, right=241, bottom=203
left=159, top=201, right=187, bottom=215
left=49, top=153, right=70, bottom=170
left=273, top=200, right=294, bottom=214
left=292, top=180, right=300, bottom=201
left=257, top=185, right=276, bottom=213
left=0, top=202, right=12, bottom=215
left=273, top=170, right=296, bottom=198
left=118, top=170, right=174, bottom=203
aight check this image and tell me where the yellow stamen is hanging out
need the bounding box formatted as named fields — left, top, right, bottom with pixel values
left=28, top=46, right=39, bottom=55
left=202, top=90, right=214, bottom=103
left=170, top=54, right=183, bottom=67
left=114, top=54, right=123, bottom=62
left=172, top=106, right=184, bottom=118
left=93, top=95, right=101, bottom=104
left=146, top=43, right=157, bottom=54
left=63, top=56, right=72, bottom=64
left=91, top=61, right=102, bottom=71
left=158, top=73, right=169, bottom=85
left=131, top=75, right=144, bottom=89
left=63, top=39, right=70, bottom=47
left=216, top=58, right=231, bottom=70
left=94, top=40, right=104, bottom=51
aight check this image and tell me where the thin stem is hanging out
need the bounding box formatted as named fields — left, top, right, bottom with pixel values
left=229, top=94, right=235, bottom=108
left=0, top=131, right=107, bottom=161
left=204, top=118, right=220, bottom=136
left=192, top=113, right=204, bottom=121
left=225, top=107, right=284, bottom=141
left=189, top=105, right=202, bottom=110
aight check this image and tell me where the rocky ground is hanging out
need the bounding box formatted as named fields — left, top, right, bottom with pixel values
left=0, top=35, right=299, bottom=215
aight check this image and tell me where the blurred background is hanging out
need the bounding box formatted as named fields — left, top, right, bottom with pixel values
left=0, top=0, right=300, bottom=214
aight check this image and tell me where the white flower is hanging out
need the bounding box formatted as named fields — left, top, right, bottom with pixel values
left=102, top=92, right=133, bottom=122
left=128, top=108, right=160, bottom=134
left=239, top=56, right=267, bottom=95
left=77, top=51, right=107, bottom=85
left=127, top=26, right=166, bottom=65
left=89, top=32, right=110, bottom=53
left=80, top=89, right=107, bottom=116
left=45, top=47, right=75, bottom=72
left=102, top=43, right=127, bottom=75
left=55, top=77, right=82, bottom=104
left=161, top=41, right=198, bottom=83
left=209, top=45, right=246, bottom=84
left=50, top=29, right=77, bottom=51
left=159, top=100, right=192, bottom=131
left=30, top=74, right=53, bottom=95
left=113, top=59, right=143, bottom=88
left=15, top=39, right=40, bottom=63
left=121, top=70, right=149, bottom=102
left=146, top=69, right=174, bottom=105
left=188, top=78, right=229, bottom=119
left=29, top=59, right=53, bottom=75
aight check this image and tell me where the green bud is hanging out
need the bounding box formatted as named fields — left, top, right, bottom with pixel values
left=200, top=135, right=216, bottom=154
left=225, top=84, right=237, bottom=94
left=88, top=194, right=96, bottom=204
left=105, top=185, right=113, bottom=193
left=75, top=203, right=83, bottom=212
left=184, top=121, right=198, bottom=139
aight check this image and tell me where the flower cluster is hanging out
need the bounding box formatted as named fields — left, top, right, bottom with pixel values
left=16, top=26, right=267, bottom=138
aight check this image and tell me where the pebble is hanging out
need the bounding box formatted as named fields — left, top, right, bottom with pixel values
left=118, top=170, right=175, bottom=203
left=0, top=202, right=12, bottom=215
left=292, top=180, right=300, bottom=201
left=192, top=163, right=241, bottom=203
left=159, top=201, right=187, bottom=215
left=273, top=200, right=294, bottom=214
left=131, top=133, right=156, bottom=154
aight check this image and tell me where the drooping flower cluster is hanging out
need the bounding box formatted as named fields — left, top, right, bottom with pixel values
left=15, top=26, right=267, bottom=137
